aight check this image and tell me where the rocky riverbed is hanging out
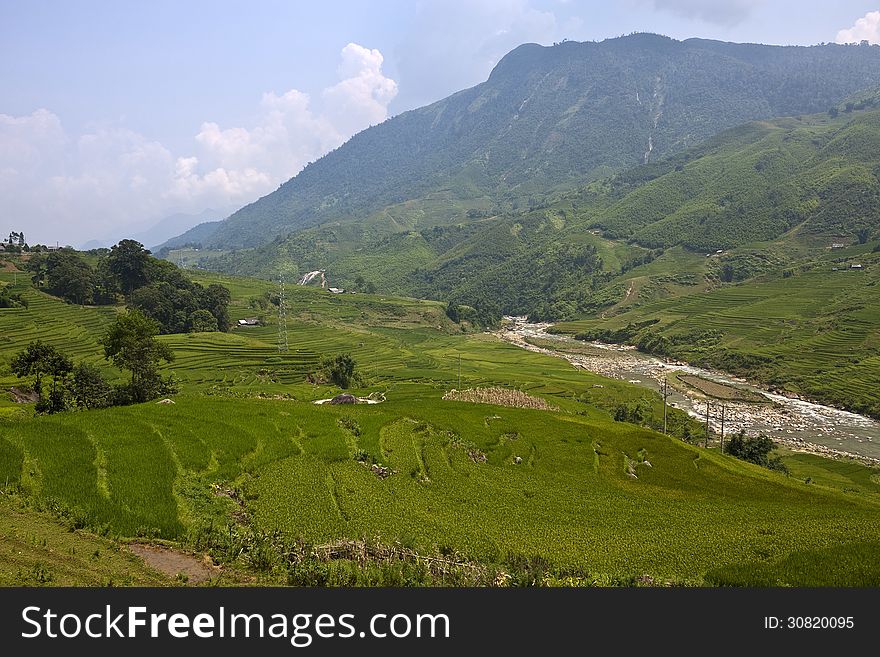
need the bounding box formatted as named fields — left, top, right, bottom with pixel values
left=498, top=317, right=880, bottom=465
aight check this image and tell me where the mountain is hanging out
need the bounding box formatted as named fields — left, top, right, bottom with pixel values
left=154, top=219, right=224, bottom=253
left=180, top=99, right=880, bottom=321
left=82, top=208, right=231, bottom=251
left=186, top=34, right=880, bottom=252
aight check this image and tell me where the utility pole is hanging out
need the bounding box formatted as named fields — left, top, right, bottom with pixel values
left=277, top=273, right=289, bottom=353
left=720, top=404, right=726, bottom=453
left=662, top=378, right=669, bottom=434
left=704, top=401, right=711, bottom=448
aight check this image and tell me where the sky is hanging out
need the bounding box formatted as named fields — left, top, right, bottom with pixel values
left=3, top=1, right=880, bottom=246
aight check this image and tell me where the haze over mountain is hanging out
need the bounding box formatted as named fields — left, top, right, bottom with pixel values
left=169, top=34, right=880, bottom=253
left=83, top=208, right=232, bottom=251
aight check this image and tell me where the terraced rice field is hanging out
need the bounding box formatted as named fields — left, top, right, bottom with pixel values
left=2, top=394, right=879, bottom=583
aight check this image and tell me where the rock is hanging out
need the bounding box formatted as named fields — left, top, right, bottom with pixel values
left=329, top=393, right=358, bottom=405
left=514, top=456, right=523, bottom=465
left=157, top=398, right=175, bottom=405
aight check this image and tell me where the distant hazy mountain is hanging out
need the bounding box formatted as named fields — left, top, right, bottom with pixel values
left=81, top=208, right=232, bottom=251
left=153, top=220, right=225, bottom=253
left=186, top=34, right=880, bottom=251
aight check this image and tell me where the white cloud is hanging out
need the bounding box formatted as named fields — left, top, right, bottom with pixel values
left=0, top=43, right=397, bottom=246
left=836, top=10, right=880, bottom=44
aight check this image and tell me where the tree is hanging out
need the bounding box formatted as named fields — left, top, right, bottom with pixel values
left=724, top=430, right=789, bottom=474
left=102, top=310, right=175, bottom=403
left=10, top=341, right=72, bottom=413
left=10, top=340, right=57, bottom=397
left=202, top=284, right=231, bottom=331
left=445, top=301, right=460, bottom=323
left=856, top=228, right=871, bottom=245
left=188, top=309, right=218, bottom=332
left=107, top=239, right=151, bottom=296
left=319, top=353, right=357, bottom=388
left=69, top=362, right=112, bottom=409
left=720, top=263, right=735, bottom=283
left=45, top=250, right=95, bottom=304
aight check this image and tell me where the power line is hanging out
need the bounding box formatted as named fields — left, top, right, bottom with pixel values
left=704, top=401, right=711, bottom=448
left=277, top=273, right=289, bottom=353
left=662, top=378, right=669, bottom=434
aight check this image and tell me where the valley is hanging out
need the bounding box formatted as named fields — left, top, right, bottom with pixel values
left=3, top=31, right=880, bottom=589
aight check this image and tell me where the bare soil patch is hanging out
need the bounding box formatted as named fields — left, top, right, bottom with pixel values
left=128, top=544, right=219, bottom=584
left=679, top=374, right=767, bottom=403
left=9, top=387, right=39, bottom=403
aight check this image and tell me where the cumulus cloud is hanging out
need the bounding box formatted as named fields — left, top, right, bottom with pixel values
left=836, top=10, right=880, bottom=44
left=0, top=43, right=397, bottom=246
left=647, top=0, right=762, bottom=26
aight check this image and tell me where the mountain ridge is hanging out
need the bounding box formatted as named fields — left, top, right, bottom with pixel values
left=174, top=34, right=880, bottom=252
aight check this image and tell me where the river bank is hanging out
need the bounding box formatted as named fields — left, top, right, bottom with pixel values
left=497, top=317, right=880, bottom=465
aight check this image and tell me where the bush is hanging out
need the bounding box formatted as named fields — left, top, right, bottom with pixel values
left=724, top=430, right=788, bottom=474
left=319, top=353, right=357, bottom=389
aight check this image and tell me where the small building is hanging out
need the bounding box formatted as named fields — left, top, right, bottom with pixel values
left=851, top=264, right=864, bottom=270
left=0, top=243, right=5, bottom=251
left=831, top=243, right=846, bottom=249
left=237, top=317, right=260, bottom=326
left=328, top=287, right=345, bottom=294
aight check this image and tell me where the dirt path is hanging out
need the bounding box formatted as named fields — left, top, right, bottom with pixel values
left=128, top=544, right=219, bottom=584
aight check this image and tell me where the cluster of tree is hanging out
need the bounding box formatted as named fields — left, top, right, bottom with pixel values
left=444, top=299, right=501, bottom=327
left=10, top=310, right=176, bottom=414
left=6, top=231, right=26, bottom=247
left=25, top=239, right=230, bottom=334
left=723, top=431, right=789, bottom=474
left=316, top=353, right=359, bottom=389
left=620, top=249, right=663, bottom=273
left=0, top=286, right=27, bottom=308
left=351, top=276, right=377, bottom=294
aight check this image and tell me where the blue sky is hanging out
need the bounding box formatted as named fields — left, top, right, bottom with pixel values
left=3, top=0, right=880, bottom=245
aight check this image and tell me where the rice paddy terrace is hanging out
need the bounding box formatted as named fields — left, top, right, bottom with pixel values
left=1, top=265, right=879, bottom=586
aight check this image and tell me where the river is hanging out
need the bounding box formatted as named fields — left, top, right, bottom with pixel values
left=498, top=317, right=880, bottom=464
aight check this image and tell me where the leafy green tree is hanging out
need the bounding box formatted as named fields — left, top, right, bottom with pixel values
left=188, top=309, right=219, bottom=332
left=445, top=301, right=460, bottom=323
left=320, top=353, right=357, bottom=388
left=45, top=250, right=95, bottom=304
left=102, top=310, right=175, bottom=403
left=70, top=362, right=112, bottom=409
left=724, top=430, right=789, bottom=474
left=10, top=340, right=72, bottom=413
left=856, top=228, right=871, bottom=245
left=107, top=239, right=151, bottom=296
left=25, top=253, right=47, bottom=288
left=10, top=340, right=58, bottom=397
left=202, top=284, right=231, bottom=331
